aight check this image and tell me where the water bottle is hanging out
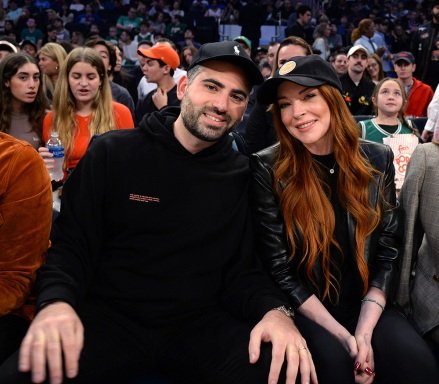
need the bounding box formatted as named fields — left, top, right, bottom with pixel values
left=46, top=132, right=64, bottom=181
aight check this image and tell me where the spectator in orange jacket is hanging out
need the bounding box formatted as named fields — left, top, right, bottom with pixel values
left=393, top=51, right=434, bottom=117
left=0, top=132, right=52, bottom=364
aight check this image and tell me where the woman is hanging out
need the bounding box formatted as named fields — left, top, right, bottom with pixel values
left=38, top=42, right=67, bottom=104
left=250, top=55, right=438, bottom=383
left=397, top=122, right=439, bottom=360
left=312, top=22, right=331, bottom=61
left=40, top=47, right=134, bottom=177
left=359, top=77, right=419, bottom=143
left=0, top=53, right=47, bottom=149
left=180, top=45, right=197, bottom=70
left=243, top=36, right=313, bottom=154
left=366, top=54, right=384, bottom=84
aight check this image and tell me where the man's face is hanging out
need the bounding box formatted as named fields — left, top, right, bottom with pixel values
left=433, top=5, right=439, bottom=22
left=347, top=51, right=368, bottom=74
left=178, top=61, right=249, bottom=144
left=394, top=60, right=415, bottom=81
left=94, top=44, right=111, bottom=72
left=299, top=11, right=312, bottom=25
left=142, top=58, right=167, bottom=84
left=333, top=54, right=348, bottom=74
left=267, top=43, right=279, bottom=66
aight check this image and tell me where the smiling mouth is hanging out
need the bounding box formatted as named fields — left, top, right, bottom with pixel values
left=204, top=113, right=225, bottom=123
left=296, top=120, right=316, bottom=129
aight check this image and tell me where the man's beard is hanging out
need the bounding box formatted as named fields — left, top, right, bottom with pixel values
left=180, top=96, right=236, bottom=143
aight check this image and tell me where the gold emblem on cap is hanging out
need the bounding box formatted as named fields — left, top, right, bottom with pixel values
left=279, top=61, right=296, bottom=75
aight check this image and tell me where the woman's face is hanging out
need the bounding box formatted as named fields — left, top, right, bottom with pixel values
left=277, top=81, right=332, bottom=155
left=38, top=53, right=58, bottom=76
left=8, top=62, right=40, bottom=105
left=373, top=79, right=404, bottom=117
left=68, top=61, right=101, bottom=105
left=277, top=44, right=307, bottom=67
left=367, top=58, right=379, bottom=80
left=183, top=48, right=193, bottom=65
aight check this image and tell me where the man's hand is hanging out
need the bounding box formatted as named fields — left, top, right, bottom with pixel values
left=19, top=302, right=84, bottom=384
left=152, top=88, right=168, bottom=110
left=421, top=129, right=433, bottom=142
left=248, top=309, right=318, bottom=384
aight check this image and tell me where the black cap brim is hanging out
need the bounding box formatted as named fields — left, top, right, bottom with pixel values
left=257, top=76, right=326, bottom=105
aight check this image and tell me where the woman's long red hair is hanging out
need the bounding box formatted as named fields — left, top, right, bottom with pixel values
left=272, top=85, right=381, bottom=302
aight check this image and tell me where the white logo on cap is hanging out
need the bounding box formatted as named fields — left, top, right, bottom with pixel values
left=234, top=45, right=240, bottom=55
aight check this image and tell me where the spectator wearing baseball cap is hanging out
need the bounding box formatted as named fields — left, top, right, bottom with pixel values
left=19, top=40, right=37, bottom=58
left=393, top=51, right=434, bottom=117
left=233, top=35, right=252, bottom=57
left=0, top=40, right=17, bottom=62
left=339, top=45, right=375, bottom=116
left=135, top=44, right=181, bottom=123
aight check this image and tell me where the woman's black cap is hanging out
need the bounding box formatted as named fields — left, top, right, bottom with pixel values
left=257, top=55, right=342, bottom=105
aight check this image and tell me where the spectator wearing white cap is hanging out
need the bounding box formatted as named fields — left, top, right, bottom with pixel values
left=339, top=45, right=375, bottom=116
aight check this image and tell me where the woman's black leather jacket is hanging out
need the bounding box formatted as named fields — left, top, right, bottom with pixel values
left=250, top=140, right=400, bottom=309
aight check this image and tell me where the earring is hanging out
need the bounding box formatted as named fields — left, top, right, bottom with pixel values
left=55, top=66, right=59, bottom=70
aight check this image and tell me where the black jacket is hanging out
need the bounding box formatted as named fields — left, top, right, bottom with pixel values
left=249, top=140, right=400, bottom=309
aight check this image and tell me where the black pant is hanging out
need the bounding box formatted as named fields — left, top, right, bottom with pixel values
left=0, top=315, right=29, bottom=366
left=295, top=307, right=439, bottom=384
left=0, top=302, right=285, bottom=384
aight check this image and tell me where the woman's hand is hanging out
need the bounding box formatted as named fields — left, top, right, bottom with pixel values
left=38, top=146, right=54, bottom=172
left=353, top=332, right=375, bottom=383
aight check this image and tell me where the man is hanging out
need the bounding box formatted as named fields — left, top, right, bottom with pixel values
left=86, top=38, right=135, bottom=117
left=331, top=50, right=348, bottom=75
left=137, top=39, right=187, bottom=102
left=0, top=40, right=315, bottom=384
left=0, top=133, right=52, bottom=365
left=285, top=5, right=313, bottom=44
left=0, top=40, right=17, bottom=62
left=18, top=40, right=37, bottom=57
left=410, top=0, right=439, bottom=90
left=19, top=18, right=43, bottom=51
left=135, top=43, right=181, bottom=123
left=340, top=45, right=375, bottom=116
left=233, top=35, right=252, bottom=57
left=371, top=17, right=393, bottom=76
left=52, top=17, right=70, bottom=43
left=393, top=51, right=434, bottom=117
left=116, top=6, right=143, bottom=33
left=267, top=40, right=280, bottom=69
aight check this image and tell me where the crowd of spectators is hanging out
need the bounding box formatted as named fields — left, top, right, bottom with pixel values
left=0, top=1, right=436, bottom=63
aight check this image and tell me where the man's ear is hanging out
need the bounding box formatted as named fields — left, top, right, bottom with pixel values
left=177, top=75, right=188, bottom=101
left=412, top=63, right=416, bottom=73
left=162, top=64, right=171, bottom=75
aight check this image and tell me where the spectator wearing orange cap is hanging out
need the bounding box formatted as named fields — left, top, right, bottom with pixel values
left=135, top=43, right=181, bottom=124
left=393, top=51, right=434, bottom=117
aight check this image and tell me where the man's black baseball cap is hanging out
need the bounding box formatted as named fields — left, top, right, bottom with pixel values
left=188, top=40, right=263, bottom=86
left=257, top=55, right=342, bottom=105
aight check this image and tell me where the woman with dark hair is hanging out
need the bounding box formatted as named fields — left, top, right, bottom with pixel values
left=250, top=54, right=439, bottom=383
left=180, top=45, right=198, bottom=70
left=0, top=52, right=47, bottom=149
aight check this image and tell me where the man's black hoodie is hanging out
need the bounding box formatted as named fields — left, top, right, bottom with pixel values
left=37, top=107, right=287, bottom=327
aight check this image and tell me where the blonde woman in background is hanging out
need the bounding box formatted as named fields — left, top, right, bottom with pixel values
left=39, top=47, right=134, bottom=179
left=38, top=43, right=67, bottom=104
